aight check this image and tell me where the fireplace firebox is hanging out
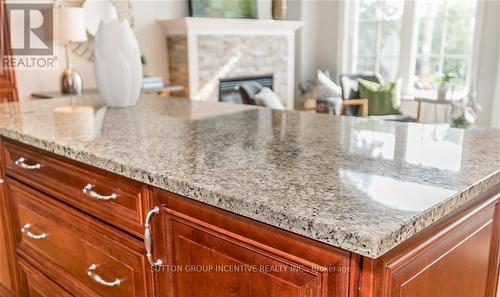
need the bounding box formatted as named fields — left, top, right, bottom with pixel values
left=218, top=75, right=273, bottom=104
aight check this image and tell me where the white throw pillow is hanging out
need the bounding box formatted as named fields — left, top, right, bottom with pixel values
left=254, top=87, right=285, bottom=110
left=317, top=70, right=342, bottom=96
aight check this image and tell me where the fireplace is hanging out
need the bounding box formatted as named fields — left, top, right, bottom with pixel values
left=218, top=74, right=273, bottom=104
left=160, top=18, right=303, bottom=109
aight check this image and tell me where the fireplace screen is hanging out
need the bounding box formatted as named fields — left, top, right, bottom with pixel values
left=218, top=75, right=273, bottom=104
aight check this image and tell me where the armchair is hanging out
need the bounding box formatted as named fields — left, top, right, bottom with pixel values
left=339, top=73, right=415, bottom=122
left=339, top=73, right=383, bottom=116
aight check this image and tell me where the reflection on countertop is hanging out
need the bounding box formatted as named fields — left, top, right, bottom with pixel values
left=52, top=104, right=107, bottom=141
left=0, top=94, right=498, bottom=258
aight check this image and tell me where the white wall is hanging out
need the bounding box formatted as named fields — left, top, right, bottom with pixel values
left=14, top=0, right=188, bottom=100
left=288, top=0, right=341, bottom=107
left=475, top=0, right=500, bottom=127
left=294, top=0, right=340, bottom=83
left=492, top=49, right=500, bottom=129
left=399, top=1, right=500, bottom=125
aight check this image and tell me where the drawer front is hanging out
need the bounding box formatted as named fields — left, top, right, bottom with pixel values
left=3, top=140, right=147, bottom=237
left=10, top=179, right=152, bottom=297
left=18, top=258, right=72, bottom=297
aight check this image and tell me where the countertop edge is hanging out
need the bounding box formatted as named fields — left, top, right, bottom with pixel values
left=1, top=129, right=499, bottom=258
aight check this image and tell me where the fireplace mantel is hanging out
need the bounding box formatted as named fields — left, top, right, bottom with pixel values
left=159, top=17, right=303, bottom=35
left=160, top=17, right=302, bottom=109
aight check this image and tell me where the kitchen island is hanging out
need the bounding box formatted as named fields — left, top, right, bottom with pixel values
left=0, top=95, right=498, bottom=297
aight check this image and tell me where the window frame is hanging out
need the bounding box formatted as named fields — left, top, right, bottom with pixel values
left=352, top=0, right=405, bottom=79
left=345, top=0, right=481, bottom=99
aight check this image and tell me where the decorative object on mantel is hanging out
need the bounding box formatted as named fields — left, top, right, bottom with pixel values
left=272, top=0, right=287, bottom=20
left=449, top=80, right=482, bottom=128
left=189, top=0, right=257, bottom=18
left=94, top=20, right=142, bottom=107
left=55, top=0, right=134, bottom=61
left=58, top=7, right=87, bottom=95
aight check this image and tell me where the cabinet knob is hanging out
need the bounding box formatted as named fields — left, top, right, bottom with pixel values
left=86, top=264, right=121, bottom=287
left=15, top=157, right=41, bottom=170
left=82, top=184, right=117, bottom=201
left=21, top=223, right=48, bottom=240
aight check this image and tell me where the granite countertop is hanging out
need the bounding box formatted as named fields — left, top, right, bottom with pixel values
left=0, top=95, right=499, bottom=258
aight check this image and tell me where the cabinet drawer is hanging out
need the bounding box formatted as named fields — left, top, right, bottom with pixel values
left=18, top=258, right=72, bottom=297
left=9, top=179, right=152, bottom=297
left=3, top=140, right=148, bottom=237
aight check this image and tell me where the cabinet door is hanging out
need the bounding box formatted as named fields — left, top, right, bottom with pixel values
left=385, top=201, right=500, bottom=297
left=152, top=189, right=351, bottom=297
left=167, top=218, right=321, bottom=297
left=18, top=258, right=72, bottom=297
left=0, top=204, right=14, bottom=297
left=0, top=146, right=17, bottom=297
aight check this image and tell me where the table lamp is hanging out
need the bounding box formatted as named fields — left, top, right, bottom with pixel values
left=58, top=7, right=87, bottom=95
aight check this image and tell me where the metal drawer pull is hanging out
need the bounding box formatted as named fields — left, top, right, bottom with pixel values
left=82, top=184, right=117, bottom=201
left=144, top=206, right=162, bottom=267
left=15, top=157, right=41, bottom=170
left=21, top=223, right=48, bottom=240
left=86, top=264, right=121, bottom=287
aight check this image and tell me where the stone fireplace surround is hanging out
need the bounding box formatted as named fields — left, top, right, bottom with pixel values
left=160, top=17, right=302, bottom=109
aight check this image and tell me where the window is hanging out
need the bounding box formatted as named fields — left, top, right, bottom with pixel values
left=413, top=0, right=477, bottom=97
left=349, top=0, right=478, bottom=97
left=355, top=0, right=404, bottom=80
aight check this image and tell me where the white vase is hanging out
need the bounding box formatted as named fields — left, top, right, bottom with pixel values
left=94, top=20, right=142, bottom=107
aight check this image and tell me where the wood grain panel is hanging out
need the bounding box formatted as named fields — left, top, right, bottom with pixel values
left=171, top=219, right=321, bottom=297
left=486, top=203, right=500, bottom=297
left=0, top=196, right=12, bottom=295
left=18, top=258, right=72, bottom=297
left=392, top=220, right=492, bottom=297
left=0, top=142, right=20, bottom=297
left=153, top=188, right=352, bottom=297
left=3, top=139, right=149, bottom=238
left=357, top=185, right=500, bottom=297
left=8, top=178, right=153, bottom=297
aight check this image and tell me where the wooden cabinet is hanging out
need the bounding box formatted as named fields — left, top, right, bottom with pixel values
left=0, top=1, right=18, bottom=294
left=387, top=205, right=495, bottom=297
left=0, top=137, right=499, bottom=297
left=3, top=141, right=150, bottom=238
left=18, top=258, right=71, bottom=297
left=357, top=186, right=500, bottom=297
left=8, top=178, right=153, bottom=297
left=0, top=189, right=15, bottom=297
left=152, top=188, right=352, bottom=297
left=0, top=0, right=19, bottom=102
left=0, top=152, right=17, bottom=297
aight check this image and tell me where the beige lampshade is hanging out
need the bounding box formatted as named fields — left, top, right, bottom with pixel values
left=58, top=7, right=87, bottom=43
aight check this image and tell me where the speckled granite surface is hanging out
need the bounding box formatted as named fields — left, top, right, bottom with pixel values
left=0, top=95, right=499, bottom=258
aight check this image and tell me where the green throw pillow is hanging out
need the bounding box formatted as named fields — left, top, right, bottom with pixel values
left=358, top=79, right=401, bottom=115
